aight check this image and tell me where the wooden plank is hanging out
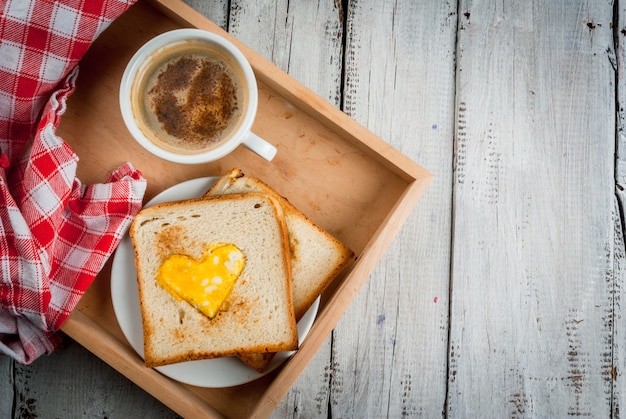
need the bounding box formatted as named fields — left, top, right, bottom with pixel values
left=324, top=0, right=457, bottom=417
left=0, top=357, right=13, bottom=418
left=449, top=0, right=617, bottom=416
left=610, top=198, right=626, bottom=417
left=611, top=0, right=626, bottom=415
left=218, top=1, right=343, bottom=416
left=182, top=0, right=228, bottom=30
left=10, top=339, right=179, bottom=418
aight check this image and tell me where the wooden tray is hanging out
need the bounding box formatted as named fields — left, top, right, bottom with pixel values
left=58, top=0, right=432, bottom=417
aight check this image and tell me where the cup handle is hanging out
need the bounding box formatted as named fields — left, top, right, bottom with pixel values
left=242, top=132, right=277, bottom=161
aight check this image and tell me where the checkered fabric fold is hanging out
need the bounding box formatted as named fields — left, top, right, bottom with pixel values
left=0, top=0, right=145, bottom=364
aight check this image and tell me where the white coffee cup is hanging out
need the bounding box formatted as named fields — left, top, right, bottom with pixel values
left=119, top=29, right=276, bottom=164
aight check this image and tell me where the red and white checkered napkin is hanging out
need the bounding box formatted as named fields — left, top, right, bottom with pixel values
left=0, top=0, right=146, bottom=364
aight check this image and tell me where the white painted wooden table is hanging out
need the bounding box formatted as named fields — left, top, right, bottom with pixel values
left=1, top=0, right=623, bottom=417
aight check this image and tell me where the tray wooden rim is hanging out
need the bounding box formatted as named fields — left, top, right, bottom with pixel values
left=61, top=0, right=433, bottom=417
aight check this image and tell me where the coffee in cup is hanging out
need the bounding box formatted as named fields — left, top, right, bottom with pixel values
left=132, top=40, right=245, bottom=154
left=120, top=29, right=276, bottom=164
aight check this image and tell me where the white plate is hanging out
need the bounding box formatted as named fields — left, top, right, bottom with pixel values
left=110, top=177, right=319, bottom=388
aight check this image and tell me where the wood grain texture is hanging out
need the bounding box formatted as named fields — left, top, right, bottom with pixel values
left=181, top=0, right=228, bottom=30
left=613, top=0, right=626, bottom=416
left=0, top=357, right=13, bottom=418
left=14, top=341, right=177, bottom=418
left=609, top=199, right=625, bottom=417
left=327, top=0, right=456, bottom=417
left=449, top=0, right=617, bottom=416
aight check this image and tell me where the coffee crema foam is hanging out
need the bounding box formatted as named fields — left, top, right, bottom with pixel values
left=131, top=41, right=247, bottom=154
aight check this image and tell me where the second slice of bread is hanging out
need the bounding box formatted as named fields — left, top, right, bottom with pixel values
left=205, top=168, right=354, bottom=371
left=130, top=193, right=298, bottom=368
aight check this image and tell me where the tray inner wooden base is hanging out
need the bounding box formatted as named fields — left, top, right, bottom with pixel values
left=58, top=1, right=431, bottom=417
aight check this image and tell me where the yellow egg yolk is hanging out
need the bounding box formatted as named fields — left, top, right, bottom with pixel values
left=156, top=243, right=246, bottom=318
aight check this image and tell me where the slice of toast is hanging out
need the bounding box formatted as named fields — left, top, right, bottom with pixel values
left=205, top=168, right=354, bottom=371
left=129, top=193, right=298, bottom=368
